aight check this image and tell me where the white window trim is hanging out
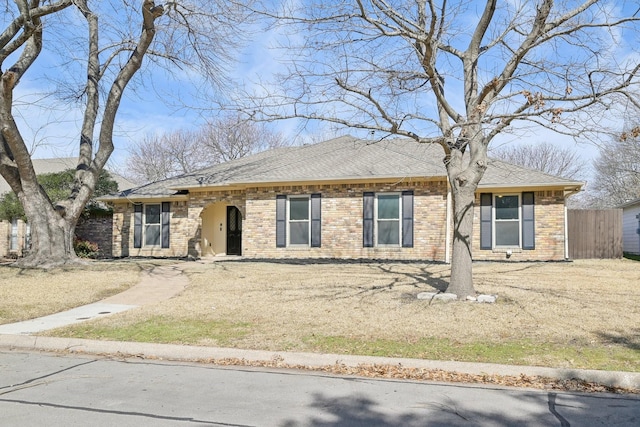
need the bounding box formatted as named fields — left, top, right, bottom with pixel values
left=493, top=193, right=521, bottom=249
left=375, top=192, right=402, bottom=247
left=287, top=195, right=311, bottom=247
left=144, top=203, right=162, bottom=248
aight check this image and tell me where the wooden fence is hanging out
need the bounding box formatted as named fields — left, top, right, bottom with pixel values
left=567, top=209, right=623, bottom=259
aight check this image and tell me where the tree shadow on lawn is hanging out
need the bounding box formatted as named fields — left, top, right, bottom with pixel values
left=595, top=329, right=640, bottom=351
left=231, top=258, right=451, bottom=293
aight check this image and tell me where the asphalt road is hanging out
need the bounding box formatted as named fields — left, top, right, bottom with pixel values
left=1, top=350, right=638, bottom=427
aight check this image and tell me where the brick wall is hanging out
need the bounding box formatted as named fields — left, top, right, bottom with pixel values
left=0, top=220, right=8, bottom=257
left=242, top=181, right=449, bottom=261
left=472, top=190, right=567, bottom=261
left=76, top=214, right=113, bottom=257
left=108, top=184, right=569, bottom=262
left=0, top=219, right=28, bottom=258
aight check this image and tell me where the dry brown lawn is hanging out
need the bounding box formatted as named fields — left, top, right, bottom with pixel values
left=45, top=258, right=640, bottom=370
left=0, top=260, right=146, bottom=323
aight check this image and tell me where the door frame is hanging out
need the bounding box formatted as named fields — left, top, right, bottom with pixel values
left=226, top=205, right=242, bottom=256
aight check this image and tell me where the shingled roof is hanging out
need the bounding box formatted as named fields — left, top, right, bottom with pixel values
left=106, top=136, right=583, bottom=200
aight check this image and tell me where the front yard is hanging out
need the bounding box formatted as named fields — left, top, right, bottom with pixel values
left=23, top=258, right=640, bottom=372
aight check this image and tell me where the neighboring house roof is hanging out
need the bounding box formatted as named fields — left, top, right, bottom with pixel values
left=619, top=198, right=640, bottom=209
left=105, top=136, right=584, bottom=200
left=0, top=158, right=135, bottom=195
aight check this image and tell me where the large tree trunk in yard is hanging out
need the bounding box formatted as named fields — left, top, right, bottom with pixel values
left=443, top=132, right=489, bottom=299
left=446, top=187, right=476, bottom=298
left=15, top=185, right=80, bottom=268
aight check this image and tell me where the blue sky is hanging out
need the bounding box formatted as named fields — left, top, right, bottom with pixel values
left=13, top=0, right=633, bottom=183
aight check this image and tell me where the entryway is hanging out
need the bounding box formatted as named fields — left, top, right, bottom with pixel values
left=200, top=203, right=243, bottom=257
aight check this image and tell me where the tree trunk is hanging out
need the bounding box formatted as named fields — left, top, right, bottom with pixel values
left=442, top=133, right=488, bottom=299
left=14, top=186, right=79, bottom=268
left=446, top=186, right=476, bottom=298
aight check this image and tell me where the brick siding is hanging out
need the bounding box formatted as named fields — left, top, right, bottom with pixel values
left=108, top=183, right=569, bottom=262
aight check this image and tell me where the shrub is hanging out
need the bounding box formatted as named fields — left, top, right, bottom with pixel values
left=74, top=238, right=100, bottom=258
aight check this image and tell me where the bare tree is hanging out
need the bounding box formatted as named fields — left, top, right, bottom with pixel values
left=238, top=1, right=640, bottom=297
left=490, top=142, right=588, bottom=180
left=201, top=114, right=289, bottom=163
left=588, top=128, right=640, bottom=207
left=0, top=1, right=249, bottom=267
left=125, top=129, right=209, bottom=184
left=125, top=114, right=287, bottom=183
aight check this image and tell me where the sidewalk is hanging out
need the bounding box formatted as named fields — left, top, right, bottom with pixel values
left=0, top=263, right=187, bottom=335
left=0, top=262, right=638, bottom=391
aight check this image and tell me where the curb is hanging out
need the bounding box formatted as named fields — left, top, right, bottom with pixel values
left=2, top=334, right=639, bottom=390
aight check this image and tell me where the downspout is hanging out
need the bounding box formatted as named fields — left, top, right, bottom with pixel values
left=564, top=204, right=569, bottom=260
left=445, top=186, right=452, bottom=263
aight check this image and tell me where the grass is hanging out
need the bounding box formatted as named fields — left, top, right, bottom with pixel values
left=0, top=260, right=144, bottom=323
left=52, top=316, right=251, bottom=346
left=38, top=258, right=640, bottom=372
left=302, top=336, right=640, bottom=372
left=624, top=252, right=640, bottom=261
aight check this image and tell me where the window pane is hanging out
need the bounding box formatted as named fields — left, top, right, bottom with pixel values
left=145, top=204, right=161, bottom=224
left=495, top=221, right=519, bottom=246
left=290, top=198, right=309, bottom=220
left=378, top=195, right=399, bottom=219
left=290, top=222, right=309, bottom=245
left=378, top=220, right=400, bottom=245
left=145, top=224, right=160, bottom=246
left=495, top=196, right=519, bottom=220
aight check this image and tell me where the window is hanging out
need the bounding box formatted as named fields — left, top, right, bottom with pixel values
left=376, top=194, right=401, bottom=245
left=494, top=195, right=520, bottom=247
left=480, top=192, right=535, bottom=250
left=10, top=219, right=18, bottom=251
left=276, top=194, right=321, bottom=248
left=144, top=204, right=161, bottom=246
left=134, top=202, right=170, bottom=249
left=289, top=196, right=310, bottom=245
left=363, top=191, right=413, bottom=248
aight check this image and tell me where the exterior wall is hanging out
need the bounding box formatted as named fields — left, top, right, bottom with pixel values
left=472, top=190, right=567, bottom=261
left=0, top=219, right=29, bottom=258
left=110, top=190, right=246, bottom=258
left=0, top=220, right=8, bottom=257
left=242, top=181, right=449, bottom=261
left=108, top=183, right=570, bottom=262
left=76, top=213, right=113, bottom=257
left=189, top=190, right=247, bottom=257
left=622, top=203, right=640, bottom=255
left=112, top=200, right=192, bottom=257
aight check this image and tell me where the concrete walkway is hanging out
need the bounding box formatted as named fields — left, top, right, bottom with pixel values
left=0, top=261, right=639, bottom=391
left=0, top=264, right=187, bottom=335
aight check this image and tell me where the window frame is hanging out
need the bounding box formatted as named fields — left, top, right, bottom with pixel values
left=492, top=193, right=521, bottom=248
left=144, top=203, right=162, bottom=247
left=287, top=195, right=311, bottom=247
left=375, top=192, right=402, bottom=247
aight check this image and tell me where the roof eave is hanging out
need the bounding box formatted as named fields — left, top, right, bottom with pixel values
left=169, top=175, right=446, bottom=192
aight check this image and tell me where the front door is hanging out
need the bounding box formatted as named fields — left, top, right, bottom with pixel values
left=226, top=206, right=242, bottom=255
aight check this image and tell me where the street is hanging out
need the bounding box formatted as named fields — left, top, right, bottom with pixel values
left=1, top=350, right=638, bottom=426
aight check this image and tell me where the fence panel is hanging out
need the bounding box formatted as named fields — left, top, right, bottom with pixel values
left=568, top=209, right=623, bottom=259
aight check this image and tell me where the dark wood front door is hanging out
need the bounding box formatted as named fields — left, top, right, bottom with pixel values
left=226, top=206, right=242, bottom=255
